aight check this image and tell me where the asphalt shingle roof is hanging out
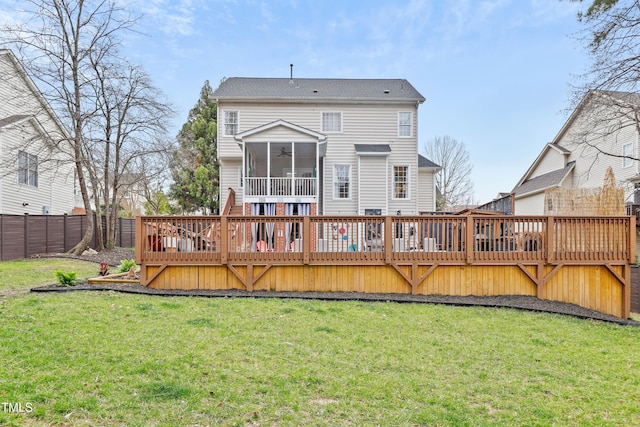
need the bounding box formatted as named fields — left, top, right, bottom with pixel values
left=0, top=114, right=30, bottom=128
left=354, top=144, right=391, bottom=153
left=418, top=154, right=440, bottom=168
left=212, top=77, right=425, bottom=102
left=513, top=161, right=575, bottom=196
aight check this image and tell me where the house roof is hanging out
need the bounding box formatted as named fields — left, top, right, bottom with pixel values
left=0, top=114, right=31, bottom=128
left=0, top=49, right=70, bottom=140
left=234, top=119, right=327, bottom=142
left=418, top=154, right=440, bottom=169
left=354, top=144, right=391, bottom=154
left=513, top=142, right=571, bottom=188
left=212, top=77, right=425, bottom=103
left=513, top=161, right=575, bottom=197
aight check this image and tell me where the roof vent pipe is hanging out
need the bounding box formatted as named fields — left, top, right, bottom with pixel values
left=289, top=64, right=294, bottom=84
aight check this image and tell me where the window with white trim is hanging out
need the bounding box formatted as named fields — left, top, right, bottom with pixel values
left=393, top=165, right=409, bottom=199
left=224, top=111, right=239, bottom=136
left=398, top=112, right=412, bottom=137
left=18, top=150, right=38, bottom=187
left=623, top=142, right=633, bottom=168
left=333, top=164, right=350, bottom=199
left=322, top=112, right=342, bottom=133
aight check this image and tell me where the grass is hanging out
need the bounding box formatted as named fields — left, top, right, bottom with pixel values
left=0, top=258, right=100, bottom=291
left=0, top=259, right=639, bottom=426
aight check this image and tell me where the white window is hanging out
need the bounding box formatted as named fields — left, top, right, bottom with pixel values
left=393, top=165, right=409, bottom=199
left=623, top=142, right=633, bottom=168
left=333, top=164, right=350, bottom=199
left=224, top=111, right=239, bottom=136
left=398, top=112, right=412, bottom=137
left=322, top=112, right=342, bottom=133
left=18, top=150, right=38, bottom=187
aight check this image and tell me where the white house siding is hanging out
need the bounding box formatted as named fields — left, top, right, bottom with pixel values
left=358, top=156, right=388, bottom=214
left=217, top=101, right=421, bottom=215
left=514, top=192, right=545, bottom=215
left=0, top=50, right=74, bottom=214
left=219, top=159, right=242, bottom=209
left=558, top=106, right=638, bottom=201
left=529, top=148, right=566, bottom=178
left=418, top=169, right=436, bottom=212
left=0, top=121, right=74, bottom=215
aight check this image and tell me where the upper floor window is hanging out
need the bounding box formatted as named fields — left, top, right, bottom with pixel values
left=322, top=112, right=342, bottom=133
left=393, top=165, right=409, bottom=199
left=333, top=164, right=350, bottom=199
left=18, top=150, right=38, bottom=187
left=398, top=112, right=412, bottom=137
left=224, top=111, right=239, bottom=136
left=623, top=142, right=633, bottom=168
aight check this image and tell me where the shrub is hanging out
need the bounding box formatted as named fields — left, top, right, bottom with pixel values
left=118, top=259, right=137, bottom=273
left=54, top=270, right=77, bottom=287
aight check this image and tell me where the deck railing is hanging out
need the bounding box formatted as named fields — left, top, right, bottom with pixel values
left=244, top=177, right=317, bottom=197
left=136, top=215, right=635, bottom=266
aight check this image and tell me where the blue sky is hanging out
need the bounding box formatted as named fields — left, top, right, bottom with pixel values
left=3, top=0, right=589, bottom=203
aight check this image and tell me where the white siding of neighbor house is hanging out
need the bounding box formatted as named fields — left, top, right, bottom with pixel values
left=217, top=101, right=421, bottom=215
left=514, top=191, right=545, bottom=215
left=558, top=105, right=638, bottom=201
left=418, top=169, right=436, bottom=212
left=0, top=50, right=75, bottom=215
left=0, top=120, right=74, bottom=215
left=358, top=156, right=388, bottom=214
left=529, top=147, right=567, bottom=178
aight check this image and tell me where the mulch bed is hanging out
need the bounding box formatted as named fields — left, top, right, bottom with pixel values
left=31, top=279, right=640, bottom=327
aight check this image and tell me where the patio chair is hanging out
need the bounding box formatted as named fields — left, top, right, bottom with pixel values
left=256, top=240, right=270, bottom=252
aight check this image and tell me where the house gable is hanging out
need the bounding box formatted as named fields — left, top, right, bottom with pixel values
left=0, top=49, right=75, bottom=215
left=234, top=119, right=327, bottom=144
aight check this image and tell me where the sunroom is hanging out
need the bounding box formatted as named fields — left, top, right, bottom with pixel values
left=234, top=120, right=326, bottom=202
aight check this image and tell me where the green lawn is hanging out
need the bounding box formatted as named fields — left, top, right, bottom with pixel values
left=0, top=258, right=99, bottom=291
left=0, top=259, right=639, bottom=426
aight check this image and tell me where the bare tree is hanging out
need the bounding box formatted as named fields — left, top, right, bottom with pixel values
left=2, top=0, right=138, bottom=254
left=422, top=135, right=474, bottom=210
left=3, top=0, right=174, bottom=252
left=85, top=59, right=174, bottom=247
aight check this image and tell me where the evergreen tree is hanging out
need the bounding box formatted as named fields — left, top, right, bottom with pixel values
left=170, top=81, right=220, bottom=214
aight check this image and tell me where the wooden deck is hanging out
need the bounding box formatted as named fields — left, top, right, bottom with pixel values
left=135, top=215, right=636, bottom=318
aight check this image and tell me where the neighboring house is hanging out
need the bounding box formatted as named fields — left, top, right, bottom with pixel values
left=512, top=90, right=640, bottom=215
left=0, top=49, right=75, bottom=215
left=212, top=77, right=440, bottom=219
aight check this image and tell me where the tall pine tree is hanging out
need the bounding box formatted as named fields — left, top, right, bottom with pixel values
left=170, top=81, right=220, bottom=214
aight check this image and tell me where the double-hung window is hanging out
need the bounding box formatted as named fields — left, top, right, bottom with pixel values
left=623, top=142, right=633, bottom=168
left=393, top=165, right=409, bottom=199
left=224, top=111, right=239, bottom=136
left=398, top=112, right=412, bottom=137
left=322, top=112, right=342, bottom=133
left=18, top=150, right=38, bottom=187
left=333, top=164, right=350, bottom=199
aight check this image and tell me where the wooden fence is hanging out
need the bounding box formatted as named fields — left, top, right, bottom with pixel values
left=135, top=215, right=636, bottom=318
left=0, top=214, right=135, bottom=261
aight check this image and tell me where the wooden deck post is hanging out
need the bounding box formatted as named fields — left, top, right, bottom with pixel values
left=135, top=216, right=143, bottom=265
left=384, top=216, right=392, bottom=263
left=546, top=216, right=554, bottom=263
left=466, top=215, right=474, bottom=264
left=629, top=215, right=636, bottom=264
left=220, top=215, right=228, bottom=265
left=303, top=216, right=310, bottom=264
